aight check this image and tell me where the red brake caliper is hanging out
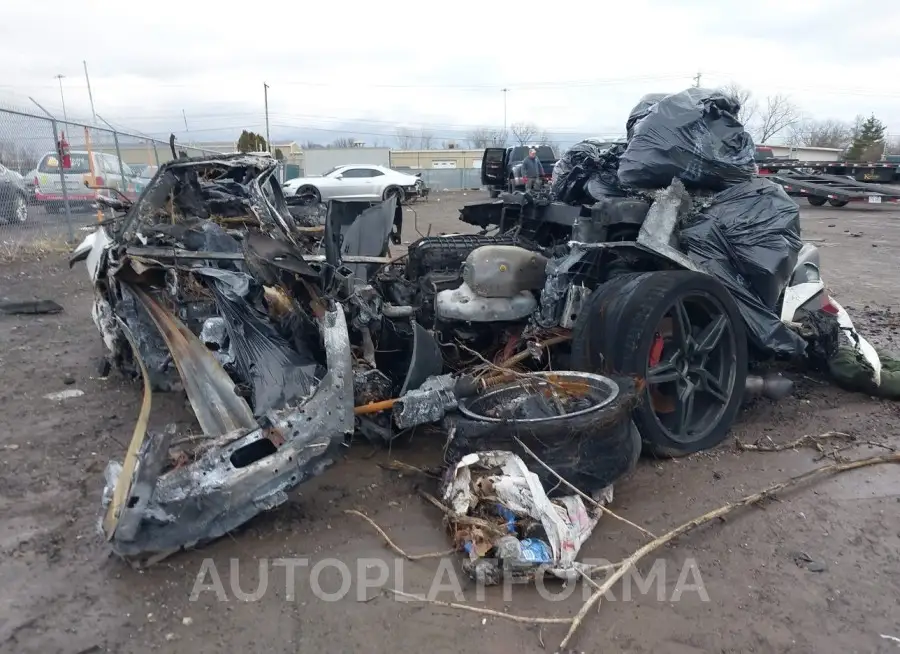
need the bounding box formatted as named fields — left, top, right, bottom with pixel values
left=649, top=333, right=664, bottom=369
left=648, top=332, right=674, bottom=413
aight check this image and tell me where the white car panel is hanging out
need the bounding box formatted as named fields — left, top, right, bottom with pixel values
left=282, top=164, right=420, bottom=201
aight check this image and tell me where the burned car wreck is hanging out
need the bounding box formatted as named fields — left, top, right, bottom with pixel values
left=73, top=90, right=888, bottom=566
left=72, top=154, right=415, bottom=564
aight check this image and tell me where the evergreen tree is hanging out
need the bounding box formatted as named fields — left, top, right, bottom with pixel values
left=845, top=115, right=886, bottom=161
left=236, top=130, right=268, bottom=153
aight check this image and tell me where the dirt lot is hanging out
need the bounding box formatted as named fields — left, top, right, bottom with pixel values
left=2, top=191, right=899, bottom=654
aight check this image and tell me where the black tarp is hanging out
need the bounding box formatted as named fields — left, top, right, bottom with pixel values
left=617, top=88, right=756, bottom=191
left=551, top=140, right=627, bottom=205
left=679, top=177, right=807, bottom=356
left=625, top=93, right=668, bottom=140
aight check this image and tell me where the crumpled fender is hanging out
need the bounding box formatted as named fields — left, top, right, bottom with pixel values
left=100, top=304, right=354, bottom=565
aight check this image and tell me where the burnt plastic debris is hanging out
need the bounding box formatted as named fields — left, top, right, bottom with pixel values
left=197, top=268, right=318, bottom=416
left=551, top=140, right=627, bottom=205
left=679, top=177, right=807, bottom=357
left=617, top=88, right=756, bottom=191
left=324, top=197, right=399, bottom=285
left=625, top=93, right=668, bottom=140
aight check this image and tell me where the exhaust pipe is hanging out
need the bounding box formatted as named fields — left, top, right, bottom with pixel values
left=744, top=374, right=794, bottom=401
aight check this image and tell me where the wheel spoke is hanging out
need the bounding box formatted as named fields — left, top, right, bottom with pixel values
left=695, top=315, right=728, bottom=356
left=672, top=300, right=693, bottom=351
left=648, top=360, right=680, bottom=384
left=674, top=380, right=696, bottom=437
left=691, top=367, right=728, bottom=405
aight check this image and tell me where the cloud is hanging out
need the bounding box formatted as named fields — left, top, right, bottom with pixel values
left=2, top=0, right=897, bottom=148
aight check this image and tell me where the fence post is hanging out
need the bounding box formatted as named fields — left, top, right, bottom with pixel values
left=50, top=119, right=75, bottom=242
left=112, top=130, right=128, bottom=196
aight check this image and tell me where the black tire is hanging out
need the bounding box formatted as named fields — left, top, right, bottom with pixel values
left=296, top=185, right=320, bottom=205
left=44, top=203, right=60, bottom=214
left=383, top=186, right=404, bottom=204
left=828, top=198, right=849, bottom=207
left=571, top=271, right=749, bottom=458
left=807, top=196, right=827, bottom=207
left=446, top=375, right=641, bottom=496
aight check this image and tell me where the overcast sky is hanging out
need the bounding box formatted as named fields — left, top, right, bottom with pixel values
left=2, top=0, right=898, bottom=148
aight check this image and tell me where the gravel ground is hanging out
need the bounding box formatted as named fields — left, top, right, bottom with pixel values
left=1, top=191, right=899, bottom=654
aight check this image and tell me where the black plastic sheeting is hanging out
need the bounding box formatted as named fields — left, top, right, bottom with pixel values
left=551, top=140, right=627, bottom=205
left=679, top=177, right=807, bottom=357
left=625, top=93, right=668, bottom=140
left=618, top=88, right=756, bottom=191
left=195, top=268, right=318, bottom=416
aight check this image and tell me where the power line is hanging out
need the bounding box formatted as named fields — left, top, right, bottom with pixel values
left=0, top=73, right=692, bottom=93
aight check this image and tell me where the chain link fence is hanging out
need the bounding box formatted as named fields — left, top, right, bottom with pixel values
left=0, top=107, right=220, bottom=252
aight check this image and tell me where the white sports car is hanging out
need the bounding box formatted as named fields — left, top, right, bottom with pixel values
left=282, top=164, right=424, bottom=204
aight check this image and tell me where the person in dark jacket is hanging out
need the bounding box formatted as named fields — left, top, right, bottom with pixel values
left=521, top=148, right=545, bottom=191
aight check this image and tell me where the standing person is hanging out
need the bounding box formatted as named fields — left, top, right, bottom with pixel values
left=521, top=148, right=545, bottom=192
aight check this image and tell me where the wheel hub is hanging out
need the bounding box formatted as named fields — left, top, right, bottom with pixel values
left=646, top=296, right=736, bottom=443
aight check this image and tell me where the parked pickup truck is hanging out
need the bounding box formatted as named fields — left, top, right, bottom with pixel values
left=481, top=145, right=558, bottom=197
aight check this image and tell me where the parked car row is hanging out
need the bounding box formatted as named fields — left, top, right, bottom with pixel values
left=2, top=155, right=429, bottom=225
left=0, top=149, right=163, bottom=224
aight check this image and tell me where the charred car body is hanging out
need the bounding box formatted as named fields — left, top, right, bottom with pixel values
left=73, top=90, right=883, bottom=565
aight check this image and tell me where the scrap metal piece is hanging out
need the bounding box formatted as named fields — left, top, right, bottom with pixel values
left=559, top=285, right=590, bottom=329
left=0, top=300, right=63, bottom=315
left=393, top=373, right=458, bottom=430
left=635, top=179, right=701, bottom=272
left=101, top=305, right=354, bottom=564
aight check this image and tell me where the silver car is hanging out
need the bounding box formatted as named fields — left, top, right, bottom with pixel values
left=282, top=164, right=423, bottom=204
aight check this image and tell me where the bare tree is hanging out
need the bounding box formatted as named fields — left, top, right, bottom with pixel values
left=395, top=128, right=416, bottom=149
left=510, top=122, right=538, bottom=146
left=330, top=137, right=356, bottom=148
left=792, top=118, right=852, bottom=149
left=885, top=135, right=900, bottom=156
left=719, top=82, right=757, bottom=126
left=490, top=129, right=508, bottom=147
left=301, top=141, right=325, bottom=149
left=755, top=94, right=800, bottom=143
left=0, top=140, right=40, bottom=173
left=466, top=127, right=493, bottom=148
left=418, top=130, right=435, bottom=149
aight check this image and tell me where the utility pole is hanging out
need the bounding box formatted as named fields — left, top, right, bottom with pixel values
left=693, top=71, right=702, bottom=88
left=501, top=87, right=509, bottom=133
left=54, top=74, right=68, bottom=123
left=182, top=109, right=189, bottom=132
left=83, top=61, right=97, bottom=124
left=263, top=82, right=271, bottom=153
